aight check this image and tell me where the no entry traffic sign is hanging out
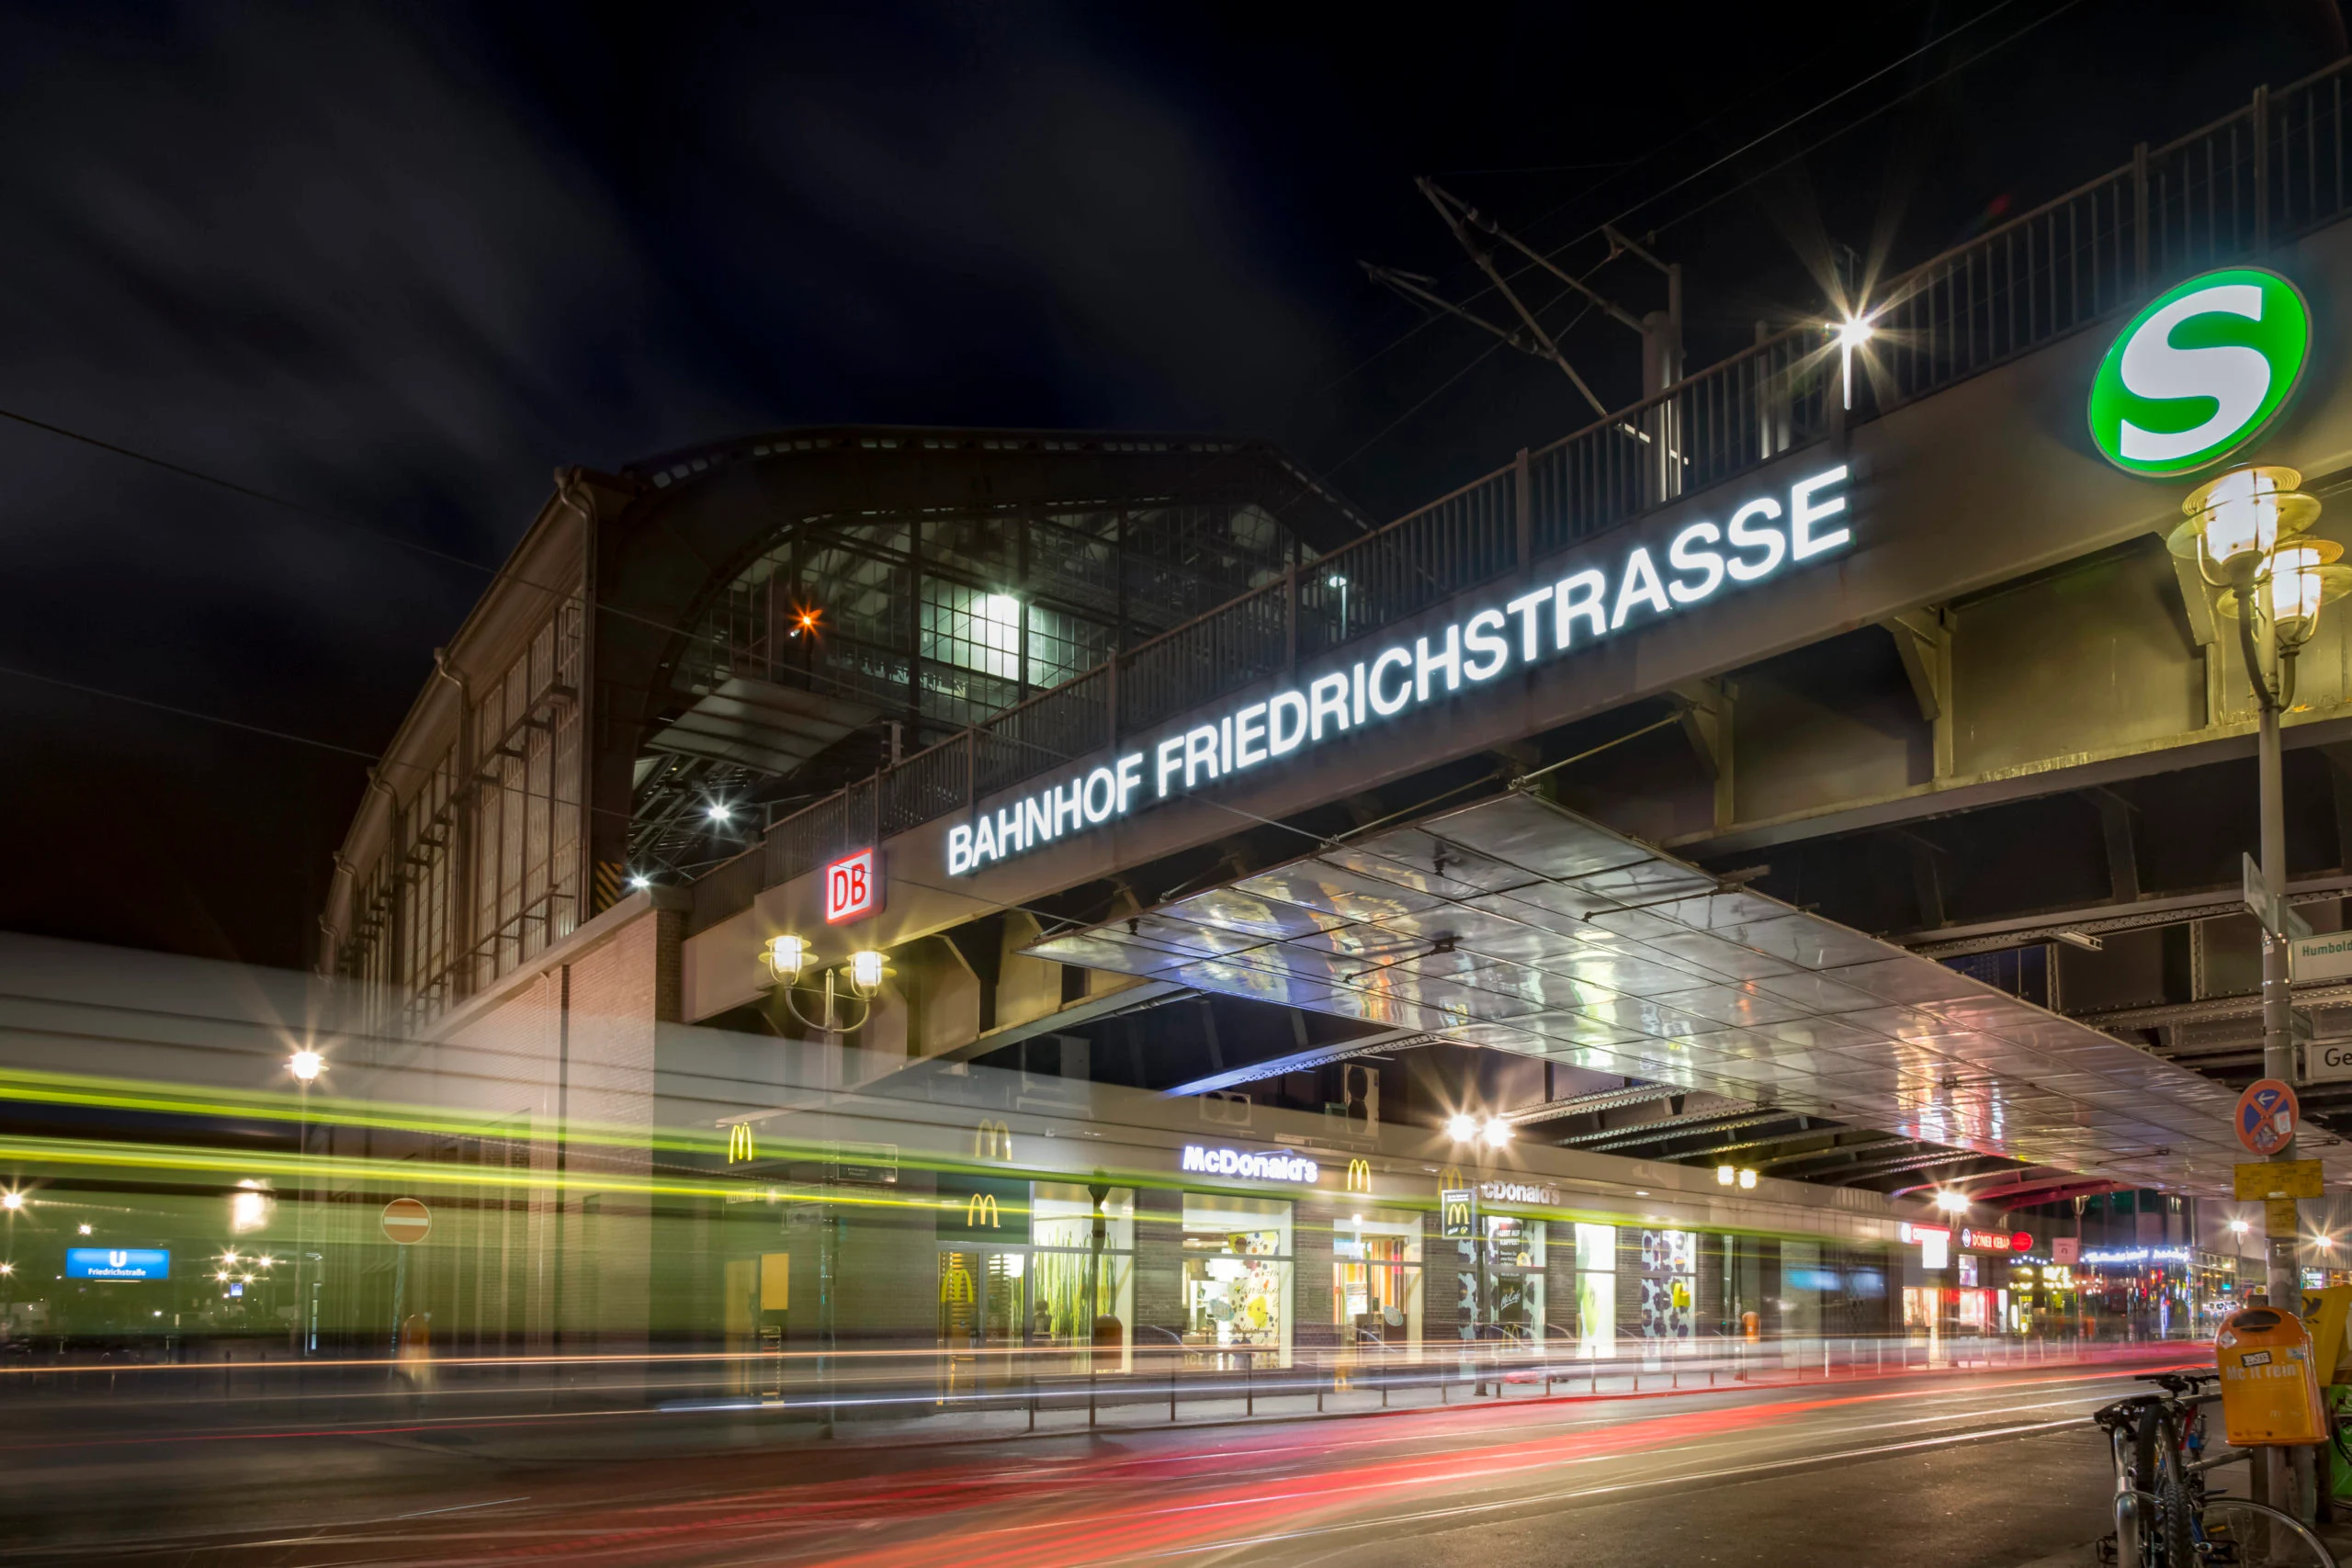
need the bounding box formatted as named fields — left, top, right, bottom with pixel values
left=380, top=1197, right=432, bottom=1245
left=2236, top=1079, right=2301, bottom=1156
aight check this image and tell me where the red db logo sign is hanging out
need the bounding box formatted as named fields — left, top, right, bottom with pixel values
left=823, top=847, right=882, bottom=925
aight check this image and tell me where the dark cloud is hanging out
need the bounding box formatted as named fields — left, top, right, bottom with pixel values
left=0, top=1, right=2345, bottom=965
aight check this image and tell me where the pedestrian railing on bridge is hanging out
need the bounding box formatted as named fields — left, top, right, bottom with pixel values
left=695, top=62, right=2352, bottom=931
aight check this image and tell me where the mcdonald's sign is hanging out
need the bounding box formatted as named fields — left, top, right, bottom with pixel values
left=974, top=1120, right=1012, bottom=1161
left=937, top=1174, right=1028, bottom=1243
left=1345, top=1158, right=1374, bottom=1193
left=727, top=1122, right=756, bottom=1164
left=1440, top=1188, right=1476, bottom=1238
left=1439, top=1165, right=1464, bottom=1190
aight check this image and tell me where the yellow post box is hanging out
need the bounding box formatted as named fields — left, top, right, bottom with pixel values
left=2217, top=1305, right=2329, bottom=1446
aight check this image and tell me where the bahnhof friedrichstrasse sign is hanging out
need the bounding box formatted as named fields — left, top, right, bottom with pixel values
left=948, top=463, right=1853, bottom=875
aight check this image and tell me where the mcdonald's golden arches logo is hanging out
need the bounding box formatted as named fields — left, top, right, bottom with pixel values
left=974, top=1120, right=1012, bottom=1161
left=965, top=1192, right=1001, bottom=1229
left=1345, top=1157, right=1373, bottom=1193
left=727, top=1122, right=756, bottom=1164
left=1439, top=1164, right=1464, bottom=1190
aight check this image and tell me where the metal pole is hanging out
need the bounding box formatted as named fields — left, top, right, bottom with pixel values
left=2257, top=681, right=2317, bottom=1520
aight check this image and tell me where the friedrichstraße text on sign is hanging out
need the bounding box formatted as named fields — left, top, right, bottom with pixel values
left=947, top=465, right=1853, bottom=875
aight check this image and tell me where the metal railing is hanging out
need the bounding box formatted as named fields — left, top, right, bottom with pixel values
left=691, top=62, right=2352, bottom=933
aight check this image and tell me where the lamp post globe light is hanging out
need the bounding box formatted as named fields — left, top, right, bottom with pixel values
left=763, top=934, right=888, bottom=1035
left=2168, top=462, right=2349, bottom=1519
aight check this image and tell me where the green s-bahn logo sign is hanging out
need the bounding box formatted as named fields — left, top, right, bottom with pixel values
left=2087, top=266, right=2311, bottom=478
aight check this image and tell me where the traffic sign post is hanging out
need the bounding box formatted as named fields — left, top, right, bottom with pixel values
left=380, top=1197, right=431, bottom=1244
left=2237, top=1079, right=2301, bottom=1159
left=380, top=1198, right=430, bottom=1363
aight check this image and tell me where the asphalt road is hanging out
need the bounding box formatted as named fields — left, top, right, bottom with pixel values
left=4, top=1356, right=2201, bottom=1566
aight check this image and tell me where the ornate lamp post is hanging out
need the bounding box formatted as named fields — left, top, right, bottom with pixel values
left=2169, top=464, right=2348, bottom=1518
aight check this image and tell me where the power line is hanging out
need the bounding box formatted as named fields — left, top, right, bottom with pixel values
left=0, top=660, right=380, bottom=761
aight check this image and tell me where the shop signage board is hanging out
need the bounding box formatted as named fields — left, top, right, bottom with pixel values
left=2052, top=1236, right=2080, bottom=1265
left=1440, top=1189, right=1476, bottom=1237
left=1957, top=1227, right=2032, bottom=1253
left=947, top=465, right=1856, bottom=876
left=935, top=1174, right=1030, bottom=1244
left=64, top=1247, right=168, bottom=1280
left=1179, top=1145, right=1320, bottom=1184
left=2086, top=266, right=2312, bottom=479
left=2236, top=1079, right=2301, bottom=1156
left=1899, top=1221, right=1951, bottom=1269
left=379, top=1197, right=431, bottom=1245
left=821, top=847, right=883, bottom=924
left=2080, top=1246, right=2194, bottom=1265
left=2234, top=1159, right=2324, bottom=1200
left=1477, top=1179, right=1559, bottom=1206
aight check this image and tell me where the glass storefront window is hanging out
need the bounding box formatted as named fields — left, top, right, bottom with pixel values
left=1031, top=1183, right=1133, bottom=1371
left=1638, top=1228, right=1697, bottom=1341
left=1485, top=1214, right=1545, bottom=1340
left=1182, top=1193, right=1294, bottom=1369
left=1575, top=1223, right=1615, bottom=1357
left=1334, top=1209, right=1421, bottom=1356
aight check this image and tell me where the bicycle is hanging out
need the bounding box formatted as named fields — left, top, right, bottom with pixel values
left=2094, top=1372, right=2335, bottom=1568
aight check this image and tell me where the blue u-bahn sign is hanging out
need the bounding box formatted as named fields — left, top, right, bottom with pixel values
left=65, top=1247, right=168, bottom=1280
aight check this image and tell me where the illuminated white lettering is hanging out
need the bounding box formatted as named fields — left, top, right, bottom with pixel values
left=1504, top=587, right=1552, bottom=661
left=1233, top=701, right=1270, bottom=768
left=1115, top=752, right=1144, bottom=813
left=1667, top=521, right=1724, bottom=604
left=1724, top=498, right=1785, bottom=581
left=1308, top=672, right=1350, bottom=740
left=1791, top=465, right=1851, bottom=558
left=1053, top=778, right=1085, bottom=835
left=1368, top=648, right=1413, bottom=716
left=1182, top=724, right=1220, bottom=787
left=947, top=823, right=974, bottom=875
left=1555, top=570, right=1607, bottom=646
left=996, top=805, right=1025, bottom=855
left=1267, top=691, right=1309, bottom=756
left=1462, top=609, right=1509, bottom=681
left=973, top=814, right=997, bottom=864
left=1611, top=547, right=1670, bottom=629
left=1023, top=795, right=1054, bottom=845
left=1415, top=624, right=1462, bottom=702
left=1156, top=735, right=1186, bottom=798
left=1082, top=766, right=1117, bottom=823
left=1351, top=661, right=1367, bottom=725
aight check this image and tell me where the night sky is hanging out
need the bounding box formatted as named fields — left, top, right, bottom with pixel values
left=2, top=1, right=2346, bottom=970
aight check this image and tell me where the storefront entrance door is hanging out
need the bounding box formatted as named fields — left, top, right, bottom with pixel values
left=939, top=1247, right=1026, bottom=1394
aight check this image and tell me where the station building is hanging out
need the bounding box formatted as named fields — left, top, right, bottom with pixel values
left=300, top=63, right=2352, bottom=1365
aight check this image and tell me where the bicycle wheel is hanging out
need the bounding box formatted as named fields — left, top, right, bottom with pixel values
left=2198, top=1498, right=2338, bottom=1568
left=2147, top=1413, right=2197, bottom=1568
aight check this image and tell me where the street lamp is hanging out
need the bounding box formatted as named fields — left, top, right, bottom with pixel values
left=287, top=1049, right=322, bottom=1355
left=2168, top=464, right=2349, bottom=1335
left=1444, top=1112, right=1479, bottom=1143
left=1934, top=1189, right=1970, bottom=1214
left=763, top=935, right=887, bottom=1035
